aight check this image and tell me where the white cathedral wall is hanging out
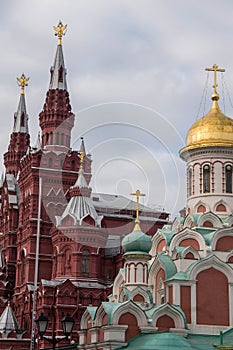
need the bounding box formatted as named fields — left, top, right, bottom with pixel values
left=185, top=147, right=233, bottom=215
left=214, top=161, right=223, bottom=193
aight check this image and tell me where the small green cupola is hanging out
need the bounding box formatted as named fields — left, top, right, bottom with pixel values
left=122, top=190, right=152, bottom=255
left=122, top=190, right=152, bottom=288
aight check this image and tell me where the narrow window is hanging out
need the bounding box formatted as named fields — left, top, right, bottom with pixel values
left=226, top=165, right=232, bottom=193
left=203, top=164, right=210, bottom=193
left=58, top=66, right=63, bottom=83
left=21, top=250, right=26, bottom=284
left=82, top=250, right=90, bottom=276
left=188, top=168, right=192, bottom=196
left=20, top=113, right=25, bottom=127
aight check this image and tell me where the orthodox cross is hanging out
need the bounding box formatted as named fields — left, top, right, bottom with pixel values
left=17, top=73, right=29, bottom=95
left=53, top=21, right=67, bottom=45
left=131, top=189, right=146, bottom=224
left=205, top=64, right=225, bottom=95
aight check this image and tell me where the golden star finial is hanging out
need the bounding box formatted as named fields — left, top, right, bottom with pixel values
left=53, top=20, right=67, bottom=45
left=17, top=73, right=29, bottom=95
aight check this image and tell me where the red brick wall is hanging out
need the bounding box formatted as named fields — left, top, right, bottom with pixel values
left=216, top=236, right=233, bottom=251
left=181, top=286, right=191, bottom=323
left=180, top=238, right=199, bottom=250
left=119, top=313, right=139, bottom=341
left=156, top=315, right=175, bottom=331
left=196, top=268, right=229, bottom=325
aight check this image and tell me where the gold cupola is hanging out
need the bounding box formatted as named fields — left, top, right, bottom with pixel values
left=180, top=64, right=233, bottom=160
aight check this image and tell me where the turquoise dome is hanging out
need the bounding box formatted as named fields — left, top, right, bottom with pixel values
left=122, top=228, right=152, bottom=254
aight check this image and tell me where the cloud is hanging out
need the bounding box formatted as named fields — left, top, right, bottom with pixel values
left=0, top=0, right=233, bottom=217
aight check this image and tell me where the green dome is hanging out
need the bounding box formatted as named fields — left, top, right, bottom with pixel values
left=117, top=332, right=196, bottom=349
left=122, top=228, right=152, bottom=254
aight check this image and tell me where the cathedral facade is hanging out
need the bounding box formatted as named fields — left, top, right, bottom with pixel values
left=78, top=65, right=233, bottom=350
left=0, top=23, right=168, bottom=349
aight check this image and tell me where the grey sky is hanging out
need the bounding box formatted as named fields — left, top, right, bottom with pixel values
left=1, top=0, right=233, bottom=217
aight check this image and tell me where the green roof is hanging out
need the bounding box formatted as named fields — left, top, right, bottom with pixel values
left=101, top=302, right=126, bottom=324
left=122, top=229, right=152, bottom=254
left=115, top=332, right=217, bottom=349
left=195, top=227, right=216, bottom=245
left=86, top=306, right=98, bottom=320
left=157, top=253, right=177, bottom=279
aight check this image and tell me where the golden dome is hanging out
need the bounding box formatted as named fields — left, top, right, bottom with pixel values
left=180, top=93, right=233, bottom=158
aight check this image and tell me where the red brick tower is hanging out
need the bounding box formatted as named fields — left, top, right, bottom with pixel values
left=4, top=73, right=30, bottom=177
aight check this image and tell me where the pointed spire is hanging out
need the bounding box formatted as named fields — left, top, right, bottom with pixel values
left=13, top=74, right=29, bottom=133
left=49, top=21, right=67, bottom=90
left=0, top=301, right=21, bottom=335
left=80, top=137, right=86, bottom=155
left=33, top=132, right=42, bottom=151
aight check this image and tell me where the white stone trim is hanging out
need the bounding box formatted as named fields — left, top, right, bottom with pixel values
left=211, top=227, right=233, bottom=251
left=169, top=228, right=206, bottom=254
left=112, top=300, right=147, bottom=327
left=150, top=303, right=185, bottom=329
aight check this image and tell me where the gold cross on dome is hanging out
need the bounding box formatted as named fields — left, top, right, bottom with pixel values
left=53, top=21, right=67, bottom=45
left=131, top=189, right=146, bottom=223
left=205, top=64, right=225, bottom=95
left=17, top=73, right=29, bottom=95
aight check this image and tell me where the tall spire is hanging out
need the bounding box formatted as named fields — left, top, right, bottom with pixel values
left=49, top=21, right=67, bottom=90
left=14, top=74, right=29, bottom=133
left=39, top=21, right=74, bottom=151
left=4, top=74, right=30, bottom=176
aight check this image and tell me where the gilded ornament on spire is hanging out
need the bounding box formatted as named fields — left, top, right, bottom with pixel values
left=17, top=73, right=29, bottom=95
left=205, top=64, right=225, bottom=100
left=79, top=151, right=85, bottom=171
left=131, top=189, right=146, bottom=230
left=53, top=20, right=67, bottom=45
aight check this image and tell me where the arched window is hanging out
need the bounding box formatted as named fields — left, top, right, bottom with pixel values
left=188, top=168, right=192, bottom=196
left=226, top=165, right=232, bottom=193
left=203, top=164, right=210, bottom=193
left=82, top=250, right=90, bottom=276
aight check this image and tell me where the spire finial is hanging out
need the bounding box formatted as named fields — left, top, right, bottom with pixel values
left=17, top=73, right=29, bottom=95
left=79, top=151, right=85, bottom=171
left=205, top=64, right=225, bottom=100
left=131, top=189, right=145, bottom=230
left=53, top=20, right=67, bottom=46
